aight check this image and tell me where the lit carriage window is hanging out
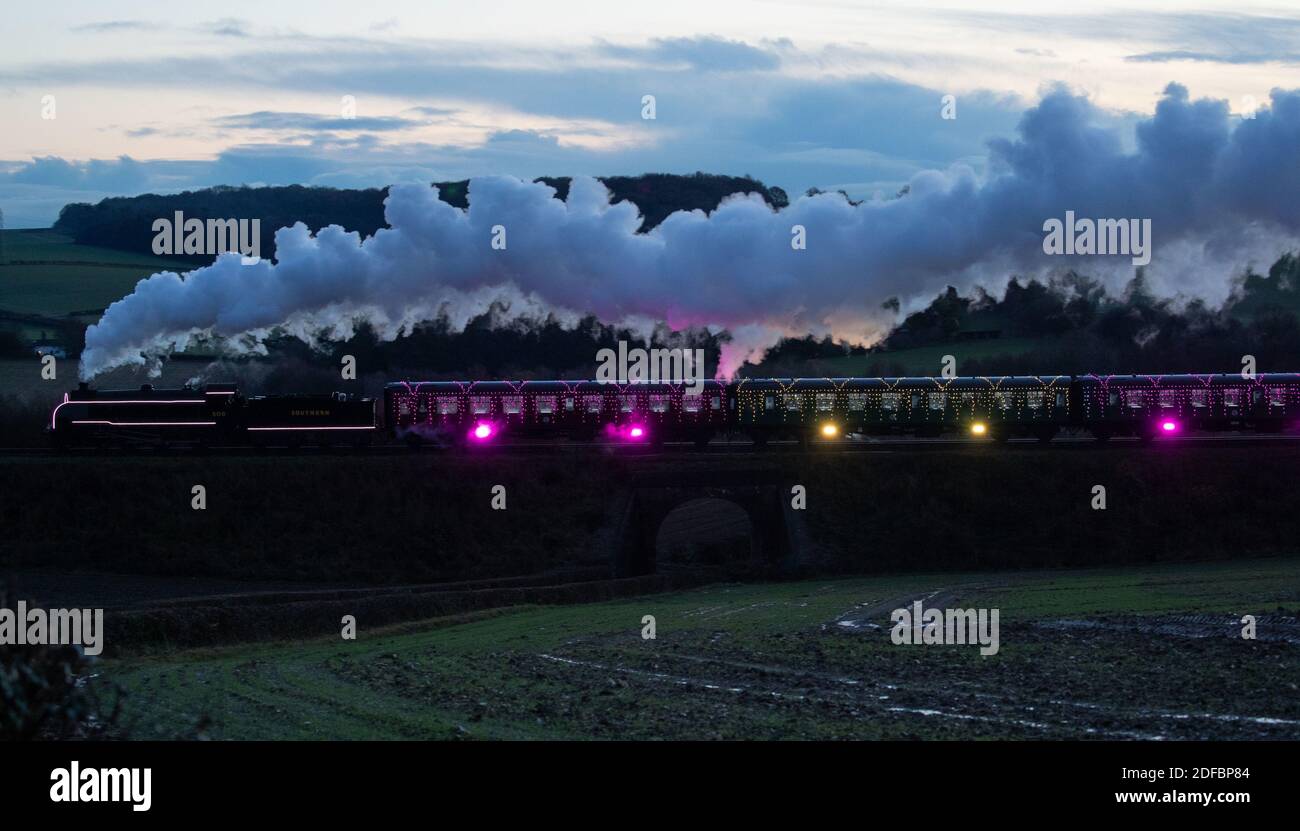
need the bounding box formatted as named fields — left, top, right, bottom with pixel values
left=1269, top=387, right=1285, bottom=406
left=784, top=394, right=802, bottom=411
left=1055, top=391, right=1066, bottom=407
left=649, top=394, right=670, bottom=413
left=584, top=395, right=603, bottom=413
left=1223, top=389, right=1242, bottom=407
left=471, top=396, right=492, bottom=415
left=764, top=394, right=775, bottom=411
left=929, top=393, right=947, bottom=411
left=620, top=395, right=636, bottom=412
left=994, top=392, right=1013, bottom=410
left=710, top=395, right=721, bottom=410
left=438, top=398, right=459, bottom=415
left=565, top=396, right=575, bottom=411
left=1126, top=391, right=1148, bottom=409
left=848, top=393, right=867, bottom=411
left=1157, top=389, right=1178, bottom=408
left=1026, top=391, right=1044, bottom=409
left=961, top=392, right=975, bottom=405
left=1252, top=388, right=1264, bottom=404
left=536, top=396, right=556, bottom=414
left=416, top=397, right=429, bottom=414
left=816, top=393, right=834, bottom=411
left=502, top=396, right=523, bottom=414
left=683, top=395, right=702, bottom=413
left=881, top=393, right=901, bottom=412
left=398, top=398, right=412, bottom=416
left=910, top=393, right=921, bottom=409
left=1107, top=391, right=1120, bottom=406
left=1189, top=389, right=1207, bottom=408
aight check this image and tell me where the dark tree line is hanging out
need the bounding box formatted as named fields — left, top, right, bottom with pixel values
left=52, top=173, right=787, bottom=261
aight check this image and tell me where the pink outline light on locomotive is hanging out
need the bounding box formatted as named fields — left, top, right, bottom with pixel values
left=247, top=425, right=376, bottom=431
left=51, top=394, right=207, bottom=429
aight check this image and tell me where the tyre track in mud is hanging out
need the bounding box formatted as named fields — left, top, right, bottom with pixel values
left=530, top=581, right=1300, bottom=739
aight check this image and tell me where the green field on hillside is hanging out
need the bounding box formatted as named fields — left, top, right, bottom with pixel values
left=0, top=229, right=191, bottom=315
left=100, top=558, right=1300, bottom=740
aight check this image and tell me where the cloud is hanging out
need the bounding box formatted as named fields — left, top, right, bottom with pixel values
left=599, top=36, right=781, bottom=71
left=71, top=21, right=159, bottom=33
left=1126, top=50, right=1298, bottom=65
left=79, top=85, right=1300, bottom=380
left=213, top=111, right=426, bottom=132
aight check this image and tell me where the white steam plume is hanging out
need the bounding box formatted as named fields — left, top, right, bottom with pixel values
left=81, top=84, right=1300, bottom=380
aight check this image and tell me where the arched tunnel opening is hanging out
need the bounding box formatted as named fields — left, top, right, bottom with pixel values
left=653, top=497, right=755, bottom=574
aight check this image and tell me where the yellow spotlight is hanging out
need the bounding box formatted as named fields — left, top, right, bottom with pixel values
left=970, top=421, right=987, bottom=436
left=820, top=422, right=839, bottom=438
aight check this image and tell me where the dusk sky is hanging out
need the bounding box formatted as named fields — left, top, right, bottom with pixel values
left=2, top=1, right=1295, bottom=228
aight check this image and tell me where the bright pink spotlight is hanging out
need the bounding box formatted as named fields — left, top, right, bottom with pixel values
left=471, top=422, right=495, bottom=441
left=1160, top=420, right=1178, bottom=433
left=629, top=426, right=645, bottom=439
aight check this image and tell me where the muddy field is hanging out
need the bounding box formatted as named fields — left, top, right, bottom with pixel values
left=99, top=557, right=1300, bottom=740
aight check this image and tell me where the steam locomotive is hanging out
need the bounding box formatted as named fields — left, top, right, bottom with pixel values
left=49, top=373, right=1300, bottom=448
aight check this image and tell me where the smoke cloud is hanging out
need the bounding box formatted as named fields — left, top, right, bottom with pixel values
left=81, top=83, right=1300, bottom=379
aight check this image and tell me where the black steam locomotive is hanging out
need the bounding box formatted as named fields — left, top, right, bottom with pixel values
left=49, top=372, right=1300, bottom=448
left=49, top=382, right=376, bottom=448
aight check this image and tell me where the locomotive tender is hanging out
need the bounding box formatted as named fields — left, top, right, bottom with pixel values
left=47, top=372, right=1300, bottom=448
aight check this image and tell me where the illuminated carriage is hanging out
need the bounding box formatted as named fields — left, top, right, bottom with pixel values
left=383, top=379, right=728, bottom=445
left=1073, top=373, right=1300, bottom=439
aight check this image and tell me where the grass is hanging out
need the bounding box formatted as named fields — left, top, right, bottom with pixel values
left=0, top=229, right=190, bottom=316
left=99, top=557, right=1300, bottom=740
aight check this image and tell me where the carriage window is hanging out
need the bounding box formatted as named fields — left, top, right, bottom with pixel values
left=961, top=392, right=975, bottom=405
left=1269, top=387, right=1286, bottom=406
left=1223, top=389, right=1242, bottom=407
left=881, top=393, right=901, bottom=412
left=848, top=393, right=868, bottom=411
left=1107, top=391, right=1120, bottom=406
left=1126, top=391, right=1148, bottom=409
left=438, top=398, right=459, bottom=415
left=764, top=394, right=775, bottom=411
left=621, top=395, right=636, bottom=413
left=994, top=392, right=1013, bottom=411
left=929, top=393, right=946, bottom=410
left=1026, top=391, right=1044, bottom=409
left=784, top=394, right=802, bottom=412
left=1054, top=391, right=1066, bottom=407
left=815, top=393, right=834, bottom=411
left=910, top=393, right=922, bottom=409
left=584, top=395, right=603, bottom=413
left=1158, top=389, right=1179, bottom=408
left=397, top=398, right=412, bottom=416
left=471, top=396, right=491, bottom=415
left=1252, top=388, right=1264, bottom=404
left=536, top=396, right=556, bottom=415
left=1189, top=390, right=1207, bottom=408
left=710, top=395, right=722, bottom=410
left=649, top=394, right=671, bottom=413
left=683, top=395, right=702, bottom=413
left=564, top=396, right=575, bottom=411
left=502, top=396, right=523, bottom=414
